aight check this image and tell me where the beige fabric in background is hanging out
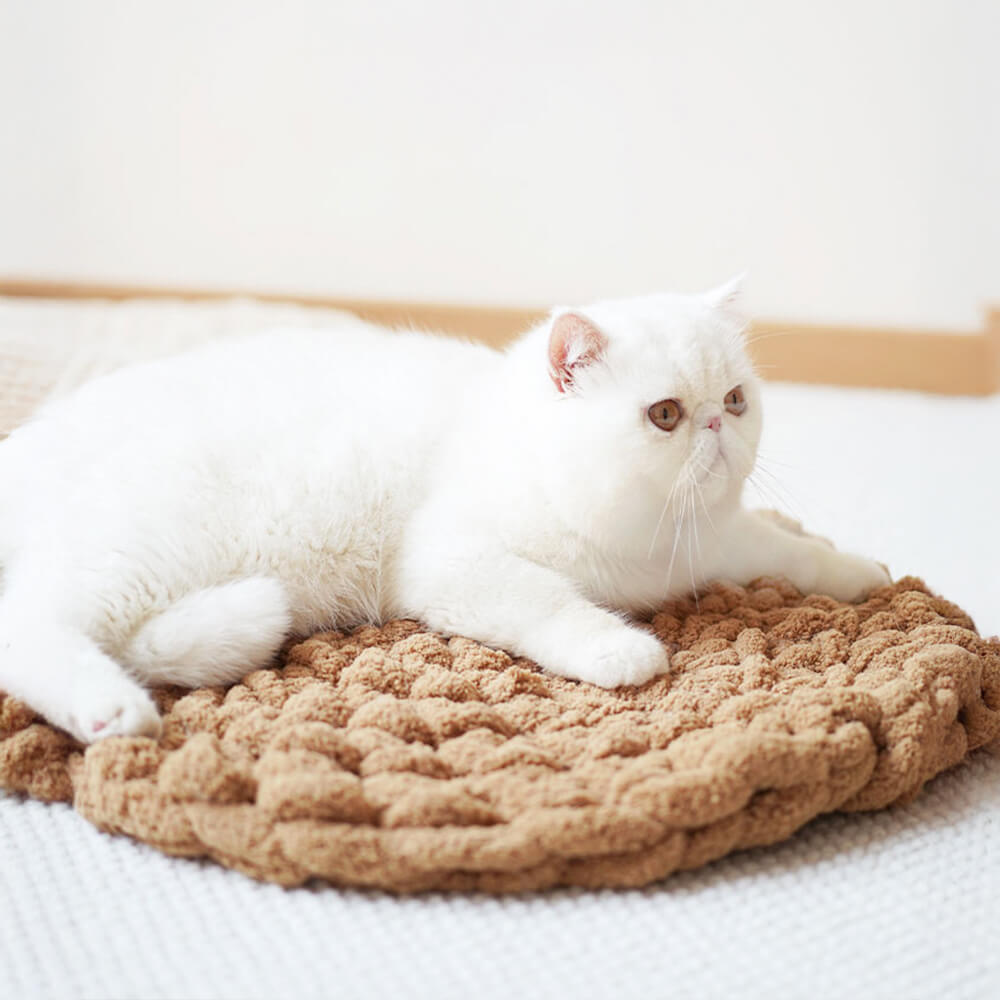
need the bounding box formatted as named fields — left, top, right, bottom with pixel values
left=0, top=296, right=359, bottom=437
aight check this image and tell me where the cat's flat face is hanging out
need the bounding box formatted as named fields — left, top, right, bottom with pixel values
left=541, top=281, right=761, bottom=549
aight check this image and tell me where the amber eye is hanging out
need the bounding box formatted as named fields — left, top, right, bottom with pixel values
left=647, top=398, right=684, bottom=432
left=724, top=385, right=747, bottom=415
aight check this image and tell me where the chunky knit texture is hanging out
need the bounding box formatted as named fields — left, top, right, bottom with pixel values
left=1, top=576, right=996, bottom=892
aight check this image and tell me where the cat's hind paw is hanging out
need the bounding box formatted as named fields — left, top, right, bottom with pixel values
left=66, top=682, right=162, bottom=744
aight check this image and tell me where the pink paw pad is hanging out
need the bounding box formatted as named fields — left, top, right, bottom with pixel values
left=91, top=720, right=107, bottom=733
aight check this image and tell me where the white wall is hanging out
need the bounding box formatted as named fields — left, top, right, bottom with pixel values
left=1, top=0, right=997, bottom=329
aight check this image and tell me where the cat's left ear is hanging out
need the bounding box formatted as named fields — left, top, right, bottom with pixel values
left=548, top=311, right=608, bottom=394
left=704, top=273, right=748, bottom=330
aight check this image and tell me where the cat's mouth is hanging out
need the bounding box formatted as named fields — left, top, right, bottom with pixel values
left=691, top=441, right=727, bottom=484
left=705, top=450, right=727, bottom=481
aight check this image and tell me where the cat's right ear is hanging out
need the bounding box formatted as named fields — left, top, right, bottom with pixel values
left=548, top=312, right=608, bottom=394
left=704, top=273, right=748, bottom=331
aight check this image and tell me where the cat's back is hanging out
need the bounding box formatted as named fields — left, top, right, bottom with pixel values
left=7, top=322, right=491, bottom=450
left=0, top=322, right=498, bottom=544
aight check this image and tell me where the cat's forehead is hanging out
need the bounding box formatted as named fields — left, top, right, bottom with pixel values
left=587, top=292, right=752, bottom=397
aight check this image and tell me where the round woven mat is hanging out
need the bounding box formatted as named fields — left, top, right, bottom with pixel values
left=1, top=576, right=998, bottom=893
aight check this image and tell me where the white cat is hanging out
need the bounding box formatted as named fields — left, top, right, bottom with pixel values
left=0, top=280, right=889, bottom=744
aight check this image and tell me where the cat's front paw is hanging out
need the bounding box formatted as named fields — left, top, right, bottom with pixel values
left=571, top=627, right=670, bottom=688
left=66, top=681, right=162, bottom=744
left=816, top=551, right=891, bottom=603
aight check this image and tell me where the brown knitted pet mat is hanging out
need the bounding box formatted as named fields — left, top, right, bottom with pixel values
left=1, top=576, right=998, bottom=893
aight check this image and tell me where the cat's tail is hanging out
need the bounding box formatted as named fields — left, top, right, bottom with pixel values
left=122, top=577, right=293, bottom=688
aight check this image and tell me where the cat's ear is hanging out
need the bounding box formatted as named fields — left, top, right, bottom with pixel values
left=548, top=311, right=608, bottom=394
left=704, top=273, right=748, bottom=329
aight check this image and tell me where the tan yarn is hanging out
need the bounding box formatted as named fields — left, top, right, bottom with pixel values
left=1, top=576, right=997, bottom=893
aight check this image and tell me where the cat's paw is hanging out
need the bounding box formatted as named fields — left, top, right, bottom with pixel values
left=817, top=551, right=891, bottom=603
left=66, top=680, right=162, bottom=744
left=571, top=628, right=670, bottom=688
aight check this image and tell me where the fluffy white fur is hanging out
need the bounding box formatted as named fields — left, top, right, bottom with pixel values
left=0, top=281, right=889, bottom=743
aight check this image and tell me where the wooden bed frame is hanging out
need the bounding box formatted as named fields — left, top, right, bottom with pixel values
left=2, top=279, right=996, bottom=396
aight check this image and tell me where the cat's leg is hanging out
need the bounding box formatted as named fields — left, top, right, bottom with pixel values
left=121, top=576, right=292, bottom=687
left=409, top=553, right=669, bottom=688
left=0, top=615, right=161, bottom=744
left=713, top=509, right=890, bottom=600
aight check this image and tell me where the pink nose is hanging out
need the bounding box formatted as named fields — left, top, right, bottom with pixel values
left=707, top=416, right=721, bottom=432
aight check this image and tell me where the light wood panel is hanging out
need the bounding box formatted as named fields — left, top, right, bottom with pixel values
left=745, top=321, right=996, bottom=396
left=988, top=308, right=1000, bottom=393
left=1, top=278, right=996, bottom=395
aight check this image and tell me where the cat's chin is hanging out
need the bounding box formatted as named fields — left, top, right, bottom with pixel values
left=707, top=450, right=727, bottom=476
left=690, top=451, right=735, bottom=508
left=695, top=450, right=728, bottom=486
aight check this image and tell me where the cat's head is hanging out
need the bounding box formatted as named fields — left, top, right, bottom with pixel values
left=529, top=277, right=762, bottom=551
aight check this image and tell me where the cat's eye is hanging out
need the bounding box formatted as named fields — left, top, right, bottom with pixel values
left=724, top=385, right=747, bottom=415
left=648, top=398, right=684, bottom=432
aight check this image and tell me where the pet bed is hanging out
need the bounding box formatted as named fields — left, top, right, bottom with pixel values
left=1, top=576, right=997, bottom=893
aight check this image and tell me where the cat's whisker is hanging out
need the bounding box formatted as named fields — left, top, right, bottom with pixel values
left=647, top=475, right=683, bottom=559
left=746, top=472, right=802, bottom=523
left=746, top=329, right=805, bottom=345
left=750, top=461, right=804, bottom=519
left=688, top=489, right=702, bottom=563
left=693, top=477, right=719, bottom=540
left=663, top=477, right=691, bottom=591
left=752, top=462, right=798, bottom=499
left=754, top=450, right=797, bottom=470
left=696, top=461, right=726, bottom=481
left=685, top=485, right=701, bottom=611
left=744, top=470, right=782, bottom=509
left=684, top=456, right=722, bottom=541
left=664, top=529, right=683, bottom=594
left=646, top=499, right=670, bottom=560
